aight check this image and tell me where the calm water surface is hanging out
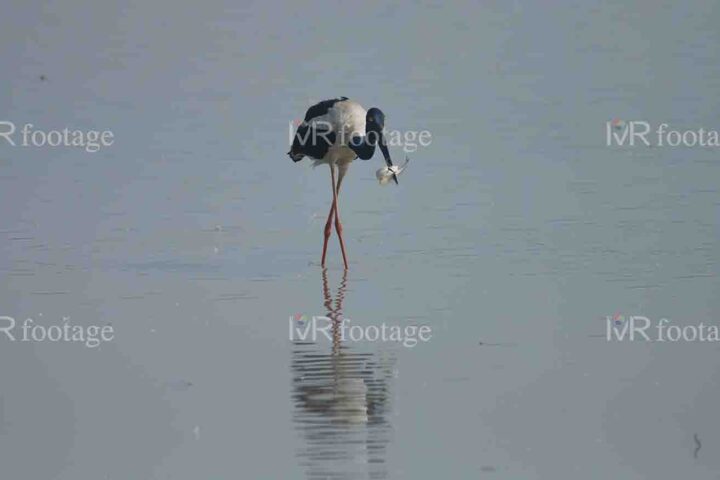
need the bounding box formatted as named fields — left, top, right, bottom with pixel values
left=1, top=1, right=719, bottom=478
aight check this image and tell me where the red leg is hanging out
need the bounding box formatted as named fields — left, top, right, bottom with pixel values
left=320, top=165, right=337, bottom=267
left=334, top=166, right=349, bottom=270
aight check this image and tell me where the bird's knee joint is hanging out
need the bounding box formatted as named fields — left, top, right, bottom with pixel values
left=334, top=221, right=343, bottom=234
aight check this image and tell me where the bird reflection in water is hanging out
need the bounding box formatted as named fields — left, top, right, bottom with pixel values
left=291, top=268, right=395, bottom=479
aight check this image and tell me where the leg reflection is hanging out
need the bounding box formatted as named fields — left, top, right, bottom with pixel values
left=291, top=268, right=395, bottom=479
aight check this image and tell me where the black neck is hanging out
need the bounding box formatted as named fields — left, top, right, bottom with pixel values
left=349, top=128, right=381, bottom=160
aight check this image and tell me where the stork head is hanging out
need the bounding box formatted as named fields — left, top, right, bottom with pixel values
left=365, top=107, right=385, bottom=132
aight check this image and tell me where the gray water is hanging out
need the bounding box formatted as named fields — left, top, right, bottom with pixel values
left=1, top=1, right=719, bottom=478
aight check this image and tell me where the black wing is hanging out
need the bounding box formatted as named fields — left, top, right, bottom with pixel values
left=288, top=97, right=347, bottom=162
left=288, top=124, right=336, bottom=162
left=303, top=96, right=348, bottom=122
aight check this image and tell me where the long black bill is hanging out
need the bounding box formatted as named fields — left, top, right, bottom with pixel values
left=378, top=132, right=398, bottom=185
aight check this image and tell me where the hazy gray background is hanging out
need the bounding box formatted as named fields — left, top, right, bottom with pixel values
left=1, top=0, right=719, bottom=478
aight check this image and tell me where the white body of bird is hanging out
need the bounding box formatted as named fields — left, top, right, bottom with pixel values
left=305, top=100, right=367, bottom=168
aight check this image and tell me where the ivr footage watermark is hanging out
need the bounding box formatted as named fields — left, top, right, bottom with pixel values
left=289, top=119, right=432, bottom=154
left=289, top=314, right=432, bottom=348
left=0, top=315, right=114, bottom=348
left=606, top=314, right=720, bottom=342
left=606, top=119, right=720, bottom=147
left=0, top=121, right=114, bottom=153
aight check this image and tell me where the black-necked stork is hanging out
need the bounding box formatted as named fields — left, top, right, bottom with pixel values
left=288, top=97, right=398, bottom=269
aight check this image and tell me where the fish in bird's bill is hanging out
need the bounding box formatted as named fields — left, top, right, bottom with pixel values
left=376, top=156, right=410, bottom=185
